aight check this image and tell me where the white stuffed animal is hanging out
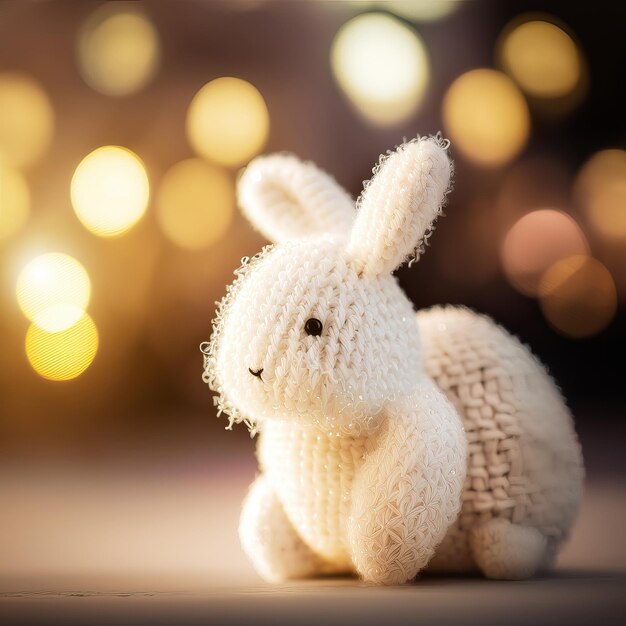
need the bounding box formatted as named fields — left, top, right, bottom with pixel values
left=202, top=136, right=584, bottom=585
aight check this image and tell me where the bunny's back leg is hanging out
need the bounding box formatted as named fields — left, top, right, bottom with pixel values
left=468, top=518, right=548, bottom=579
left=239, top=475, right=331, bottom=581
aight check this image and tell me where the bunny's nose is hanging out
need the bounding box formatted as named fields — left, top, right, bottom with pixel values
left=248, top=367, right=264, bottom=380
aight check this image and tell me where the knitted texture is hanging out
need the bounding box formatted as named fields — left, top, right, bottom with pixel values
left=419, top=306, right=584, bottom=577
left=239, top=154, right=355, bottom=243
left=203, top=136, right=584, bottom=585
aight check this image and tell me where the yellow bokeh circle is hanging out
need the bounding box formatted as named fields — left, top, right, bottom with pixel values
left=0, top=71, right=54, bottom=167
left=443, top=69, right=530, bottom=167
left=71, top=145, right=150, bottom=237
left=77, top=3, right=160, bottom=96
left=500, top=209, right=589, bottom=297
left=499, top=18, right=581, bottom=98
left=16, top=253, right=91, bottom=332
left=186, top=77, right=269, bottom=168
left=156, top=158, right=234, bottom=250
left=574, top=149, right=626, bottom=239
left=25, top=312, right=99, bottom=381
left=331, top=13, right=430, bottom=126
left=385, top=0, right=459, bottom=23
left=539, top=255, right=617, bottom=338
left=0, top=163, right=30, bottom=242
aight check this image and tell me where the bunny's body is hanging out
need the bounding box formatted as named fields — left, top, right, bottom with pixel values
left=204, top=137, right=583, bottom=585
left=419, top=307, right=582, bottom=576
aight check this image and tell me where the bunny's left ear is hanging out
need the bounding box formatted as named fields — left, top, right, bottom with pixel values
left=238, top=154, right=355, bottom=243
left=346, top=137, right=452, bottom=278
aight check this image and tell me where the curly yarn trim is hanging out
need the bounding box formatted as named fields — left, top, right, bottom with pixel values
left=356, top=132, right=454, bottom=269
left=201, top=244, right=275, bottom=436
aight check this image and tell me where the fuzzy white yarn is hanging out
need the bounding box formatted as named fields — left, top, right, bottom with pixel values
left=239, top=154, right=355, bottom=243
left=203, top=136, right=584, bottom=585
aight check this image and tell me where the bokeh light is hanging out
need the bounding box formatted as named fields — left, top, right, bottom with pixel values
left=0, top=164, right=30, bottom=243
left=443, top=69, right=530, bottom=167
left=71, top=146, right=150, bottom=237
left=156, top=159, right=234, bottom=250
left=499, top=18, right=581, bottom=98
left=77, top=3, right=160, bottom=97
left=384, top=0, right=460, bottom=23
left=539, top=255, right=617, bottom=338
left=16, top=253, right=91, bottom=332
left=0, top=72, right=54, bottom=168
left=186, top=77, right=269, bottom=168
left=574, top=149, right=626, bottom=240
left=331, top=13, right=430, bottom=126
left=25, top=312, right=99, bottom=381
left=501, top=209, right=589, bottom=296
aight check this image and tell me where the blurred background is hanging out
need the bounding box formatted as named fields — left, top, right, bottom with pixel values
left=0, top=0, right=624, bottom=590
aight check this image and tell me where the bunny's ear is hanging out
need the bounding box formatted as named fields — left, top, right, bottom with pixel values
left=238, top=154, right=355, bottom=243
left=346, top=137, right=452, bottom=277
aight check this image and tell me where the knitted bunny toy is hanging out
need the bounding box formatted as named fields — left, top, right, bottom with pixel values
left=203, top=136, right=583, bottom=585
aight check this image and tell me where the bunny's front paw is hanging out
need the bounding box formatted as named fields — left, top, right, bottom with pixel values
left=348, top=386, right=466, bottom=585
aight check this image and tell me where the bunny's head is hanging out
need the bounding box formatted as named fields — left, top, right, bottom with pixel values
left=203, top=136, right=452, bottom=435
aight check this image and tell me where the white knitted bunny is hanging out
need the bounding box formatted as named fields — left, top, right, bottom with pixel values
left=203, top=136, right=584, bottom=585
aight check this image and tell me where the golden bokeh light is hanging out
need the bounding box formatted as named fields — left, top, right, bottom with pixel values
left=71, top=146, right=150, bottom=237
left=331, top=13, right=430, bottom=126
left=443, top=69, right=530, bottom=167
left=186, top=77, right=269, bottom=168
left=77, top=3, right=160, bottom=97
left=156, top=158, right=234, bottom=250
left=539, top=255, right=617, bottom=338
left=501, top=209, right=589, bottom=297
left=499, top=18, right=581, bottom=98
left=25, top=312, right=99, bottom=381
left=574, top=149, right=626, bottom=239
left=16, top=253, right=91, bottom=332
left=0, top=72, right=54, bottom=168
left=385, top=0, right=460, bottom=22
left=0, top=163, right=30, bottom=243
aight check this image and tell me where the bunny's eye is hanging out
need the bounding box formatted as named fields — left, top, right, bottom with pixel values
left=304, top=318, right=323, bottom=337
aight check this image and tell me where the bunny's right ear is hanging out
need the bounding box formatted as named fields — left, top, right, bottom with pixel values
left=238, top=154, right=355, bottom=243
left=346, top=136, right=452, bottom=278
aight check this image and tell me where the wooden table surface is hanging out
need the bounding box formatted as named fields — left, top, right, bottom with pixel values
left=1, top=447, right=624, bottom=626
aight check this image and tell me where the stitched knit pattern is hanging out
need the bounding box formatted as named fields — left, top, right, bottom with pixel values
left=211, top=238, right=422, bottom=434
left=256, top=378, right=466, bottom=582
left=348, top=136, right=452, bottom=277
left=347, top=381, right=466, bottom=584
left=239, top=154, right=355, bottom=243
left=258, top=421, right=369, bottom=568
left=418, top=306, right=584, bottom=572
